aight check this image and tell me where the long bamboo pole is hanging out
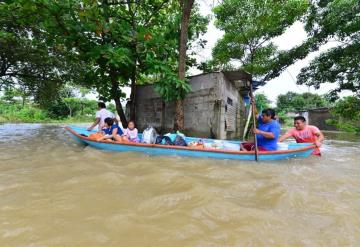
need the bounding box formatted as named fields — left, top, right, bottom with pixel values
left=249, top=81, right=258, bottom=161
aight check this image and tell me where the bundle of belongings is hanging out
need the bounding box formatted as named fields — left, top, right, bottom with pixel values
left=155, top=131, right=187, bottom=147
left=141, top=127, right=158, bottom=144
left=187, top=139, right=204, bottom=149
left=141, top=127, right=188, bottom=146
left=88, top=132, right=104, bottom=140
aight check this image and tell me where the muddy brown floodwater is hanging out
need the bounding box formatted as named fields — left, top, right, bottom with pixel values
left=0, top=124, right=359, bottom=246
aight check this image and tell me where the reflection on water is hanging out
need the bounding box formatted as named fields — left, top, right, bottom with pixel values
left=0, top=124, right=359, bottom=246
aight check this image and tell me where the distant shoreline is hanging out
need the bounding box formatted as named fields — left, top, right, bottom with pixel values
left=0, top=121, right=91, bottom=125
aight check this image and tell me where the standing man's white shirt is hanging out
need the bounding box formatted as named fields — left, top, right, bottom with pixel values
left=96, top=108, right=115, bottom=130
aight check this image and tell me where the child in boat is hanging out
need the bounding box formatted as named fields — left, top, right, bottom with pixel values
left=97, top=117, right=125, bottom=142
left=123, top=121, right=139, bottom=143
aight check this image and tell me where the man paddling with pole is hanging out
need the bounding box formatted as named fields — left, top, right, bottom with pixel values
left=240, top=82, right=281, bottom=160
left=240, top=108, right=281, bottom=152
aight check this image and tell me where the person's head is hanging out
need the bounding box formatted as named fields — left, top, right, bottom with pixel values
left=261, top=108, right=276, bottom=123
left=128, top=120, right=135, bottom=130
left=104, top=117, right=114, bottom=128
left=294, top=116, right=306, bottom=130
left=98, top=102, right=106, bottom=110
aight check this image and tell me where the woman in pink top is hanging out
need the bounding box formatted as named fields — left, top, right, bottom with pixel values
left=279, top=116, right=324, bottom=155
left=123, top=121, right=140, bottom=143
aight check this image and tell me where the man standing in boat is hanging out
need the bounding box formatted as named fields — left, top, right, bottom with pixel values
left=241, top=108, right=281, bottom=151
left=279, top=116, right=324, bottom=155
left=87, top=102, right=116, bottom=131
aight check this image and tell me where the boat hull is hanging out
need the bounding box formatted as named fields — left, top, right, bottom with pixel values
left=65, top=126, right=315, bottom=161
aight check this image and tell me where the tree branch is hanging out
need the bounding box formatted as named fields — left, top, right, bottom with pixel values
left=143, top=0, right=171, bottom=27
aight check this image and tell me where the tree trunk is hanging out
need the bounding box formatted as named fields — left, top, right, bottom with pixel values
left=128, top=0, right=137, bottom=122
left=110, top=67, right=128, bottom=128
left=174, top=99, right=184, bottom=131
left=129, top=67, right=136, bottom=122
left=114, top=97, right=128, bottom=128
left=174, top=0, right=194, bottom=131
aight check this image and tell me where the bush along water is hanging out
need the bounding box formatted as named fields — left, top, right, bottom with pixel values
left=0, top=99, right=99, bottom=123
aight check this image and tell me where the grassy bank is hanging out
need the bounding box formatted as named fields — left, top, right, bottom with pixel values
left=0, top=102, right=94, bottom=124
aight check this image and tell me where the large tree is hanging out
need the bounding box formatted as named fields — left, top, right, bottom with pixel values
left=4, top=0, right=186, bottom=127
left=263, top=0, right=359, bottom=98
left=208, top=0, right=309, bottom=79
left=1, top=0, right=207, bottom=127
left=0, top=1, right=80, bottom=108
left=208, top=0, right=359, bottom=101
left=296, top=0, right=360, bottom=100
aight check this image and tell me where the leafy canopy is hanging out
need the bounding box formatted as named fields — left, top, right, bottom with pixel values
left=276, top=92, right=329, bottom=113
left=296, top=0, right=360, bottom=100
left=254, top=93, right=271, bottom=111
left=208, top=0, right=309, bottom=79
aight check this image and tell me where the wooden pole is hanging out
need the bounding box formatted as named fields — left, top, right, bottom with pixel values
left=249, top=80, right=259, bottom=161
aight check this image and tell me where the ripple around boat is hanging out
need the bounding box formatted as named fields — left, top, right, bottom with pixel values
left=65, top=126, right=316, bottom=161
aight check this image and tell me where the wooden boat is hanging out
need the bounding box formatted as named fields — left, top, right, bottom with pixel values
left=65, top=126, right=316, bottom=161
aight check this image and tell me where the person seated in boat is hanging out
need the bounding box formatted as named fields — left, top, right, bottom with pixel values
left=87, top=102, right=116, bottom=131
left=97, top=117, right=125, bottom=142
left=123, top=121, right=139, bottom=143
left=279, top=116, right=324, bottom=155
left=240, top=108, right=281, bottom=151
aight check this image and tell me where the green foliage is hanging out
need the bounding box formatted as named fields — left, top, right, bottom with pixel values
left=276, top=111, right=293, bottom=127
left=0, top=101, right=48, bottom=123
left=276, top=92, right=329, bottom=113
left=326, top=119, right=360, bottom=133
left=331, top=96, right=360, bottom=121
left=295, top=1, right=360, bottom=99
left=208, top=0, right=359, bottom=101
left=298, top=42, right=360, bottom=100
left=254, top=93, right=271, bottom=111
left=0, top=1, right=82, bottom=106
left=209, top=0, right=309, bottom=78
left=1, top=0, right=208, bottom=123
left=265, top=0, right=360, bottom=98
left=0, top=95, right=97, bottom=123
left=44, top=85, right=98, bottom=120
left=327, top=96, right=360, bottom=133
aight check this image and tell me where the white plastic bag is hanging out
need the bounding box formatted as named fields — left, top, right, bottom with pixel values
left=277, top=142, right=288, bottom=150
left=141, top=127, right=158, bottom=144
left=222, top=142, right=240, bottom=151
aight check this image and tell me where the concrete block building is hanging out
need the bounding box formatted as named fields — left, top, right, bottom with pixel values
left=298, top=107, right=338, bottom=131
left=129, top=71, right=260, bottom=139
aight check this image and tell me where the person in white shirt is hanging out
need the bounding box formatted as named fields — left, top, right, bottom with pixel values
left=87, top=102, right=115, bottom=131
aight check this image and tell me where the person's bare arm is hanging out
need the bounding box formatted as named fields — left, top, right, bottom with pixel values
left=87, top=118, right=100, bottom=131
left=112, top=127, right=118, bottom=136
left=278, top=132, right=293, bottom=142
left=314, top=131, right=324, bottom=147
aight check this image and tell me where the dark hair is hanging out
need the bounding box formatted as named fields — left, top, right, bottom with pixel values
left=104, top=117, right=114, bottom=126
left=262, top=108, right=276, bottom=119
left=98, top=102, right=106, bottom=109
left=294, top=116, right=306, bottom=122
left=128, top=120, right=135, bottom=126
